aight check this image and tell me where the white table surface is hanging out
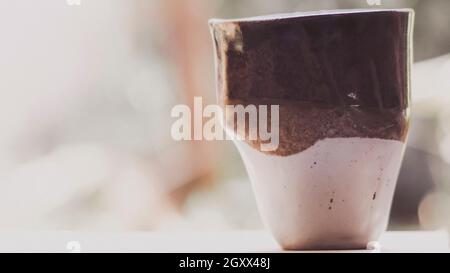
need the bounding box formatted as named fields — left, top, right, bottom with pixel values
left=0, top=230, right=448, bottom=253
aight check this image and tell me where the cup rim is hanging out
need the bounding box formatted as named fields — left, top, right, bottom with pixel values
left=209, top=8, right=414, bottom=25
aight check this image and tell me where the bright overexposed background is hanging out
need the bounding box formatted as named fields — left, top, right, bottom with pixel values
left=0, top=0, right=449, bottom=234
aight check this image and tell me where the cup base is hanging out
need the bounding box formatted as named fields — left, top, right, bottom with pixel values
left=235, top=137, right=406, bottom=251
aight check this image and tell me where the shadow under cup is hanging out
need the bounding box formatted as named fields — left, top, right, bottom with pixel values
left=210, top=9, right=414, bottom=250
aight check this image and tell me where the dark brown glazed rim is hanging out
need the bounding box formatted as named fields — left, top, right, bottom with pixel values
left=210, top=9, right=414, bottom=156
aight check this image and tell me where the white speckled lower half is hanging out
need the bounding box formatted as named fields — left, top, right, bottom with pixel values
left=235, top=137, right=406, bottom=250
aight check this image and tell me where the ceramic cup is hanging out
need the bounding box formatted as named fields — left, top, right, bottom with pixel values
left=210, top=9, right=414, bottom=250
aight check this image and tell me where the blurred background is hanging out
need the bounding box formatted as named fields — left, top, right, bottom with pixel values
left=0, top=0, right=449, bottom=235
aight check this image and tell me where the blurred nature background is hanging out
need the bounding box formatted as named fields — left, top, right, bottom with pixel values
left=0, top=0, right=449, bottom=233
